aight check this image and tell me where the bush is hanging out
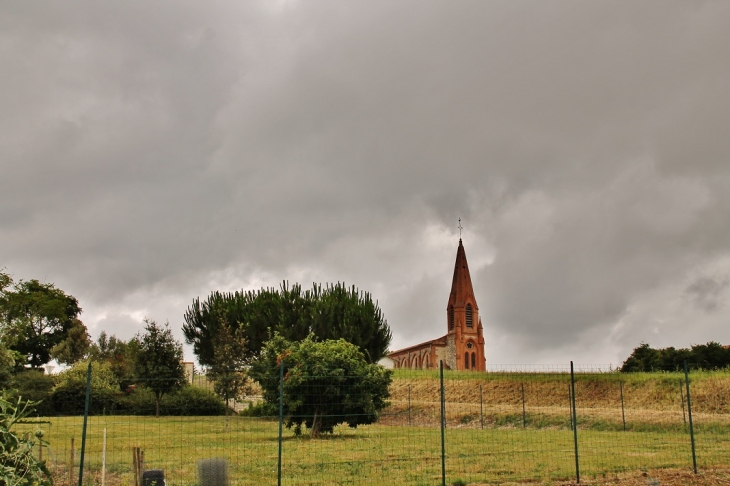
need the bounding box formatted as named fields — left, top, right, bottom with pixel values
left=116, top=385, right=226, bottom=416
left=7, top=370, right=55, bottom=417
left=239, top=401, right=278, bottom=418
left=50, top=361, right=120, bottom=415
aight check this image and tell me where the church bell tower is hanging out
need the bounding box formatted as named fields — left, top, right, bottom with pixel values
left=446, top=239, right=486, bottom=371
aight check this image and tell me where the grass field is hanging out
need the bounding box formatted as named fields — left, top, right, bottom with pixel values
left=19, top=415, right=730, bottom=485
left=17, top=369, right=730, bottom=485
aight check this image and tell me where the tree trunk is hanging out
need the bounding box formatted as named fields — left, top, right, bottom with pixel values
left=310, top=410, right=321, bottom=438
left=155, top=395, right=160, bottom=417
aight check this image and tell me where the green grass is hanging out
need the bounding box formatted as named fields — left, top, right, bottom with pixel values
left=18, top=414, right=730, bottom=486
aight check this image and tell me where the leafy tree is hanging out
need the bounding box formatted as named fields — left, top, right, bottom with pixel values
left=250, top=334, right=392, bottom=437
left=0, top=343, right=15, bottom=389
left=0, top=393, right=52, bottom=486
left=88, top=331, right=139, bottom=391
left=206, top=321, right=251, bottom=413
left=183, top=282, right=391, bottom=367
left=50, top=318, right=91, bottom=366
left=134, top=320, right=186, bottom=417
left=621, top=341, right=730, bottom=372
left=620, top=343, right=660, bottom=372
left=0, top=274, right=81, bottom=369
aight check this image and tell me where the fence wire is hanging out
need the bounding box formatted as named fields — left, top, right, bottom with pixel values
left=10, top=363, right=730, bottom=485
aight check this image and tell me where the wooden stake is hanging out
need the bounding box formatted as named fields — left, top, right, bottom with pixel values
left=69, top=438, right=75, bottom=486
left=101, top=429, right=107, bottom=486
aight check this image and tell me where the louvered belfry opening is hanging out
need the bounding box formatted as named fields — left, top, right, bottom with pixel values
left=466, top=303, right=473, bottom=328
left=449, top=305, right=454, bottom=330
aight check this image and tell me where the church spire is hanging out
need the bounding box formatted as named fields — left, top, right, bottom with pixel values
left=448, top=239, right=478, bottom=310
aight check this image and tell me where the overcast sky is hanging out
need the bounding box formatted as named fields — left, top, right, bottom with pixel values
left=2, top=1, right=729, bottom=367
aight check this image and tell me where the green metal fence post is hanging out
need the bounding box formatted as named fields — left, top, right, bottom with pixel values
left=620, top=381, right=626, bottom=432
left=570, top=361, right=580, bottom=484
left=683, top=360, right=697, bottom=474
left=278, top=360, right=285, bottom=486
left=440, top=360, right=446, bottom=486
left=78, top=362, right=92, bottom=486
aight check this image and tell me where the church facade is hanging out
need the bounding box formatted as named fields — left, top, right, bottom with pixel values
left=388, top=239, right=486, bottom=371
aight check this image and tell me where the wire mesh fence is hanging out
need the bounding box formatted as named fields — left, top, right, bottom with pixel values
left=10, top=362, right=730, bottom=485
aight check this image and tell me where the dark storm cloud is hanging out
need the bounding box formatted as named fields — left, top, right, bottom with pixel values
left=1, top=0, right=729, bottom=364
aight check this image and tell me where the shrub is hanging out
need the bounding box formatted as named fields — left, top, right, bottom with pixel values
left=0, top=393, right=52, bottom=486
left=7, top=370, right=55, bottom=417
left=50, top=361, right=120, bottom=415
left=162, top=386, right=226, bottom=416
left=116, top=385, right=226, bottom=416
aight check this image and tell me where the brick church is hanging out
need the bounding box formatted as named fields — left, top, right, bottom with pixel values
left=388, top=238, right=486, bottom=371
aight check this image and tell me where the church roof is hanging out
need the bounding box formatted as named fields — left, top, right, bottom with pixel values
left=448, top=239, right=478, bottom=309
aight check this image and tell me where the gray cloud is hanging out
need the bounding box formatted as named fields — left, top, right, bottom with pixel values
left=2, top=0, right=729, bottom=365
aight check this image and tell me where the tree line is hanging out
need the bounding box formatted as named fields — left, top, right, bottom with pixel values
left=621, top=342, right=730, bottom=372
left=2, top=270, right=394, bottom=432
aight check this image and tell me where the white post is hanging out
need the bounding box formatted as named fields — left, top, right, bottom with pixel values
left=101, top=428, right=107, bottom=486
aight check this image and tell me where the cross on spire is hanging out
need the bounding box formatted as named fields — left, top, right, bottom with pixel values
left=458, top=218, right=463, bottom=239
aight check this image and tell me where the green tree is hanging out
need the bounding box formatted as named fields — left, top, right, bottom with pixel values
left=183, top=282, right=391, bottom=367
left=50, top=318, right=91, bottom=366
left=620, top=343, right=660, bottom=372
left=0, top=275, right=81, bottom=369
left=250, top=334, right=392, bottom=438
left=88, top=331, right=139, bottom=391
left=206, top=321, right=250, bottom=413
left=134, top=320, right=186, bottom=417
left=621, top=341, right=730, bottom=372
left=0, top=343, right=15, bottom=389
left=0, top=393, right=52, bottom=486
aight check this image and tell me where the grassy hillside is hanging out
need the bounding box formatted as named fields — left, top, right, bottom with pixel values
left=384, top=369, right=730, bottom=431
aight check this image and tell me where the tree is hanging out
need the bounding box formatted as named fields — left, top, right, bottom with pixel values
left=88, top=331, right=139, bottom=391
left=206, top=321, right=250, bottom=413
left=0, top=274, right=81, bottom=369
left=621, top=341, right=730, bottom=372
left=50, top=318, right=91, bottom=366
left=250, top=334, right=392, bottom=438
left=0, top=343, right=15, bottom=389
left=134, top=320, right=186, bottom=417
left=183, top=282, right=392, bottom=367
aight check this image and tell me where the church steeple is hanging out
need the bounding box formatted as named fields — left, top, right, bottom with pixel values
left=446, top=237, right=485, bottom=371
left=448, top=239, right=478, bottom=313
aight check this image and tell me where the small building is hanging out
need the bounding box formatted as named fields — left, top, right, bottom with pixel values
left=377, top=356, right=395, bottom=369
left=388, top=239, right=486, bottom=371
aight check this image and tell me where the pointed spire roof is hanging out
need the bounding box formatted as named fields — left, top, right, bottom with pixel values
left=448, top=239, right=478, bottom=309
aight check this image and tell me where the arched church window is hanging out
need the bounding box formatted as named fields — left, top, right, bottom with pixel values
left=464, top=352, right=470, bottom=369
left=449, top=306, right=454, bottom=330
left=471, top=352, right=476, bottom=369
left=466, top=304, right=473, bottom=327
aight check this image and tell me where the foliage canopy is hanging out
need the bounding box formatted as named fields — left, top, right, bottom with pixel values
left=250, top=334, right=392, bottom=437
left=183, top=282, right=392, bottom=367
left=134, top=320, right=186, bottom=417
left=621, top=341, right=730, bottom=372
left=0, top=272, right=82, bottom=369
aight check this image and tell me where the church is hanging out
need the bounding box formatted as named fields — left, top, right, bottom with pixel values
left=388, top=238, right=486, bottom=371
